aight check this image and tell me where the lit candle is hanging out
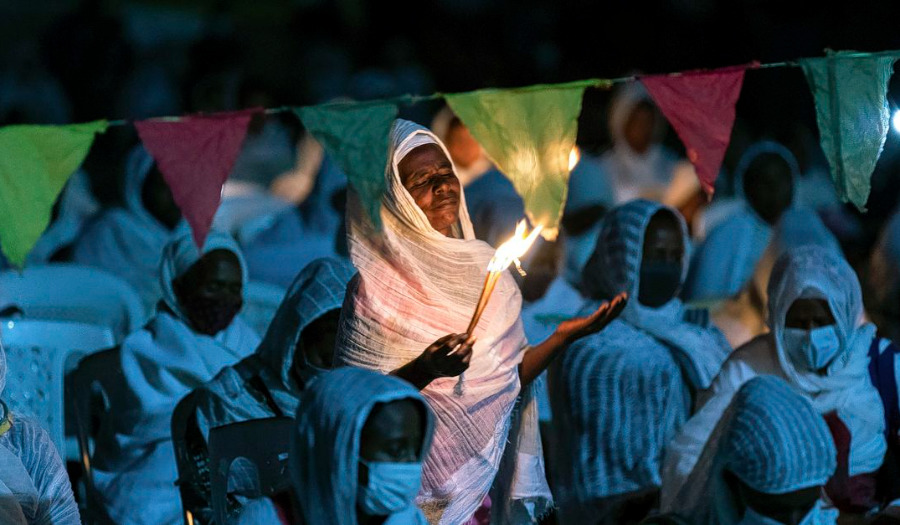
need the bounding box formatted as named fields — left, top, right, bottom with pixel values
left=455, top=220, right=543, bottom=395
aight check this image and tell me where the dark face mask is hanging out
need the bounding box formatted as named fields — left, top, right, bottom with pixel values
left=638, top=261, right=682, bottom=308
left=183, top=294, right=243, bottom=336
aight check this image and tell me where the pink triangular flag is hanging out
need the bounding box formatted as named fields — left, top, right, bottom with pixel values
left=641, top=66, right=749, bottom=195
left=135, top=108, right=260, bottom=247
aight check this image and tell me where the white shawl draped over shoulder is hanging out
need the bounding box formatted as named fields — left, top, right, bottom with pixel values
left=93, top=232, right=260, bottom=525
left=549, top=200, right=731, bottom=518
left=335, top=120, right=550, bottom=524
left=666, top=375, right=837, bottom=525
left=662, top=245, right=885, bottom=508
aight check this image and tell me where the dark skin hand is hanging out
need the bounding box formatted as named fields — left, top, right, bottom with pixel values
left=395, top=142, right=628, bottom=390
left=519, top=291, right=628, bottom=387
left=392, top=334, right=475, bottom=390
left=392, top=293, right=628, bottom=391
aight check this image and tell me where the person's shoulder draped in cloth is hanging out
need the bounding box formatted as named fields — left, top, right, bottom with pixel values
left=665, top=375, right=838, bottom=525
left=195, top=257, right=355, bottom=437
left=683, top=141, right=799, bottom=303
left=548, top=199, right=731, bottom=523
left=662, top=244, right=886, bottom=513
left=335, top=119, right=552, bottom=524
left=291, top=367, right=434, bottom=525
left=0, top=340, right=81, bottom=525
left=73, top=145, right=188, bottom=312
left=92, top=231, right=260, bottom=525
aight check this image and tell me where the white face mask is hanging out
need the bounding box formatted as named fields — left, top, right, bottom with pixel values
left=357, top=460, right=423, bottom=516
left=782, top=325, right=841, bottom=372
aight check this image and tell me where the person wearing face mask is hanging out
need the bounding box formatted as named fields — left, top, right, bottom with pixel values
left=662, top=245, right=889, bottom=517
left=92, top=231, right=260, bottom=525
left=74, top=145, right=187, bottom=313
left=711, top=207, right=841, bottom=350
left=0, top=340, right=81, bottom=524
left=187, top=258, right=355, bottom=509
left=232, top=367, right=435, bottom=525
left=548, top=199, right=732, bottom=524
left=683, top=141, right=798, bottom=303
left=666, top=375, right=838, bottom=525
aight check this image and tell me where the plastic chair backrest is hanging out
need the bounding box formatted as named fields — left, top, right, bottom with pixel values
left=240, top=281, right=286, bottom=336
left=0, top=318, right=115, bottom=457
left=67, top=347, right=122, bottom=524
left=208, top=417, right=293, bottom=525
left=172, top=392, right=212, bottom=525
left=0, top=264, right=146, bottom=342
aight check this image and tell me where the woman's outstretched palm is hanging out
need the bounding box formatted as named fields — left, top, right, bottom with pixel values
left=556, top=292, right=628, bottom=345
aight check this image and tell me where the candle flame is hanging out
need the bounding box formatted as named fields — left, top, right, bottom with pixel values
left=568, top=146, right=581, bottom=171
left=488, top=220, right=543, bottom=274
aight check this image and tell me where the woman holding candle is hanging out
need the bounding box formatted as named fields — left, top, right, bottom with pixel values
left=335, top=119, right=626, bottom=524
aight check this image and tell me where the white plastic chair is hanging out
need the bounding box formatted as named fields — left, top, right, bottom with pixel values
left=0, top=264, right=146, bottom=343
left=240, top=281, right=286, bottom=336
left=0, top=319, right=116, bottom=458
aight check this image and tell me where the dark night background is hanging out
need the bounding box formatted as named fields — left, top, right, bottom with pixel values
left=3, top=0, right=900, bottom=247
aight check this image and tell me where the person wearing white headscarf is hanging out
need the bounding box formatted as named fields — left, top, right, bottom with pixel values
left=683, top=141, right=799, bottom=302
left=600, top=83, right=682, bottom=204
left=92, top=231, right=260, bottom=525
left=195, top=257, right=355, bottom=436
left=26, top=169, right=99, bottom=265
left=335, top=119, right=625, bottom=525
left=548, top=199, right=731, bottom=524
left=662, top=245, right=887, bottom=515
left=665, top=375, right=838, bottom=525
left=0, top=340, right=80, bottom=524
left=73, top=145, right=186, bottom=312
left=711, top=207, right=840, bottom=349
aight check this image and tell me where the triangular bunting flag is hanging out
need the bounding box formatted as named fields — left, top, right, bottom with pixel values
left=800, top=50, right=899, bottom=211
left=0, top=120, right=108, bottom=267
left=135, top=108, right=260, bottom=248
left=446, top=82, right=589, bottom=239
left=641, top=66, right=747, bottom=195
left=295, top=102, right=398, bottom=228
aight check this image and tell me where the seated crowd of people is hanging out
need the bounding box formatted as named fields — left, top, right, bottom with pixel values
left=3, top=85, right=900, bottom=525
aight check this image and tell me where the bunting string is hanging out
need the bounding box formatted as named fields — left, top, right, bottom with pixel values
left=1, top=48, right=898, bottom=264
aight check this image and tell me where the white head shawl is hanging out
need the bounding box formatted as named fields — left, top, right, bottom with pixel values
left=291, top=367, right=434, bottom=525
left=336, top=119, right=550, bottom=523
left=670, top=375, right=837, bottom=525
left=582, top=199, right=731, bottom=388
left=159, top=230, right=248, bottom=323
left=767, top=246, right=886, bottom=475
left=682, top=142, right=800, bottom=303
left=252, top=258, right=356, bottom=410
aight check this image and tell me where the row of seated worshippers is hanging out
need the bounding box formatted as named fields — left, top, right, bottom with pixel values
left=0, top=113, right=896, bottom=525
left=54, top=117, right=895, bottom=525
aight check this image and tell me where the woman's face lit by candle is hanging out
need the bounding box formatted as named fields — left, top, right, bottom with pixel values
left=398, top=144, right=461, bottom=237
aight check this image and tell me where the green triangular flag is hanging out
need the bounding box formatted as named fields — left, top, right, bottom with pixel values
left=0, top=120, right=108, bottom=267
left=800, top=50, right=899, bottom=211
left=446, top=82, right=589, bottom=238
left=295, top=102, right=398, bottom=228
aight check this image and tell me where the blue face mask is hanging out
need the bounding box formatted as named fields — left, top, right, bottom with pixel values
left=357, top=461, right=423, bottom=516
left=638, top=261, right=682, bottom=308
left=782, top=325, right=841, bottom=372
